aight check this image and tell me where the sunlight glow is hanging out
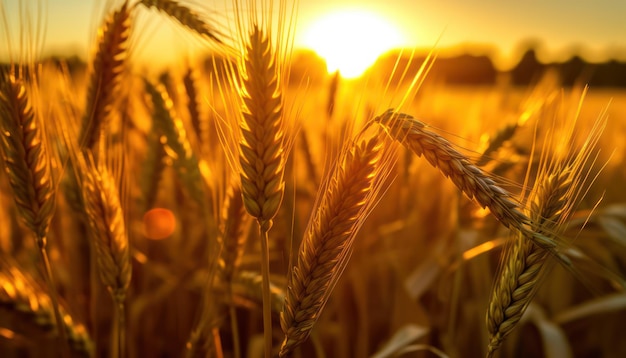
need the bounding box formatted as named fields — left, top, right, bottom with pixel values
left=302, top=9, right=407, bottom=79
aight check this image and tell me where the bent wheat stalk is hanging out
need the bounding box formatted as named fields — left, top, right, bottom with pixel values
left=279, top=132, right=390, bottom=357
left=375, top=110, right=570, bottom=266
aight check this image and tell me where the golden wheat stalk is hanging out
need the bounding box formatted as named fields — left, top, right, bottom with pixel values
left=80, top=1, right=131, bottom=150
left=279, top=132, right=390, bottom=357
left=374, top=110, right=570, bottom=264
left=0, top=257, right=94, bottom=356
left=237, top=24, right=288, bottom=357
left=486, top=106, right=606, bottom=356
left=0, top=72, right=70, bottom=355
left=81, top=158, right=130, bottom=357
left=138, top=0, right=224, bottom=43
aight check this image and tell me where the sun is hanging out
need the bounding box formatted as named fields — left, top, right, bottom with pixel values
left=302, top=9, right=407, bottom=79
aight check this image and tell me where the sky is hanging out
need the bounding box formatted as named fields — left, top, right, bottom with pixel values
left=1, top=0, right=626, bottom=70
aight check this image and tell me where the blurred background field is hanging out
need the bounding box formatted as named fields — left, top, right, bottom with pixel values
left=1, top=1, right=626, bottom=357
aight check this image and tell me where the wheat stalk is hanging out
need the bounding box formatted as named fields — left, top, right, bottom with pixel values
left=279, top=132, right=389, bottom=357
left=236, top=23, right=287, bottom=357
left=81, top=159, right=131, bottom=358
left=138, top=0, right=224, bottom=44
left=0, top=72, right=70, bottom=354
left=486, top=106, right=606, bottom=356
left=80, top=1, right=130, bottom=150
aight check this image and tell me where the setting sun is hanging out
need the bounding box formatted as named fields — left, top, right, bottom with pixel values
left=302, top=9, right=407, bottom=79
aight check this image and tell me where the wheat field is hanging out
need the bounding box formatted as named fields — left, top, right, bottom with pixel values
left=1, top=1, right=625, bottom=357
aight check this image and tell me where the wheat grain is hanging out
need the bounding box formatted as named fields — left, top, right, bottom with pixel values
left=80, top=1, right=130, bottom=151
left=279, top=133, right=388, bottom=357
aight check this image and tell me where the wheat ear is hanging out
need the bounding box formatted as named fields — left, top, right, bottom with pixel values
left=0, top=72, right=69, bottom=355
left=217, top=183, right=252, bottom=284
left=81, top=159, right=131, bottom=357
left=144, top=78, right=208, bottom=210
left=183, top=66, right=204, bottom=151
left=138, top=0, right=223, bottom=43
left=80, top=1, right=130, bottom=150
left=0, top=73, right=55, bottom=245
left=238, top=25, right=286, bottom=228
left=238, top=24, right=287, bottom=357
left=0, top=256, right=94, bottom=357
left=486, top=173, right=569, bottom=356
left=486, top=111, right=606, bottom=356
left=476, top=121, right=520, bottom=166
left=82, top=159, right=131, bottom=300
left=375, top=110, right=569, bottom=263
left=279, top=133, right=387, bottom=357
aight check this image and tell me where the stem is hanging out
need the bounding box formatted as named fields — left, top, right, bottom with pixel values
left=212, top=327, right=224, bottom=358
left=229, top=289, right=242, bottom=358
left=259, top=221, right=273, bottom=358
left=38, top=241, right=71, bottom=358
left=111, top=300, right=126, bottom=358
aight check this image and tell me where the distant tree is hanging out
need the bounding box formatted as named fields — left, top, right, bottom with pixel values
left=592, top=60, right=626, bottom=87
left=559, top=55, right=590, bottom=86
left=511, top=48, right=545, bottom=86
left=432, top=54, right=496, bottom=85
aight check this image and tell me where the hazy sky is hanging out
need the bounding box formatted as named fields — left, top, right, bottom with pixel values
left=2, top=0, right=626, bottom=69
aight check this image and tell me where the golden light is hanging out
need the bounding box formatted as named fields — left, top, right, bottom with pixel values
left=302, top=9, right=407, bottom=79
